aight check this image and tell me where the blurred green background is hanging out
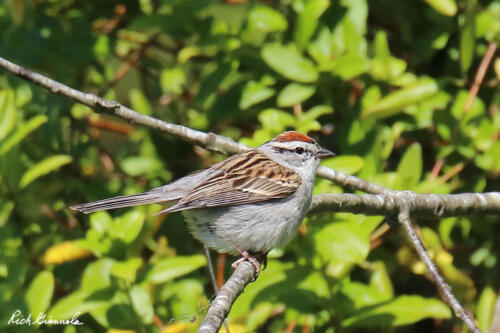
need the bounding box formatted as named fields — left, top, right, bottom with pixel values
left=0, top=0, right=499, bottom=332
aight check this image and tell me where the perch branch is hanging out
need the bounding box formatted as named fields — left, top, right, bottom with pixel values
left=309, top=192, right=500, bottom=217
left=0, top=56, right=393, bottom=194
left=398, top=208, right=481, bottom=333
left=199, top=261, right=256, bottom=333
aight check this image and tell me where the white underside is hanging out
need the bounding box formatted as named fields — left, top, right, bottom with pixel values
left=182, top=177, right=313, bottom=255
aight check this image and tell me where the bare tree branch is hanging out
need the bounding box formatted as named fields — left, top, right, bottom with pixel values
left=309, top=192, right=500, bottom=217
left=199, top=261, right=256, bottom=333
left=0, top=56, right=394, bottom=194
left=398, top=208, right=481, bottom=333
left=464, top=42, right=497, bottom=112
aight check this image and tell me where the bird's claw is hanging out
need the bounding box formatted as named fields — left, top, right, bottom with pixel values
left=232, top=250, right=261, bottom=278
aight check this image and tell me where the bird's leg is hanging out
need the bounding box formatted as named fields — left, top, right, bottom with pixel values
left=232, top=249, right=261, bottom=277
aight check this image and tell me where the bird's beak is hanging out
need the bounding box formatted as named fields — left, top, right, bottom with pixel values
left=316, top=148, right=335, bottom=159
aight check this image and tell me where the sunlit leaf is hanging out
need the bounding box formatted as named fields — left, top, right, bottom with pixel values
left=247, top=5, right=288, bottom=33
left=110, top=257, right=142, bottom=282
left=240, top=80, right=275, bottom=109
left=26, top=271, right=54, bottom=320
left=295, top=0, right=330, bottom=50
left=42, top=241, right=93, bottom=265
left=322, top=156, right=364, bottom=174
left=20, top=155, right=73, bottom=189
left=0, top=201, right=14, bottom=228
left=147, top=255, right=206, bottom=284
left=0, top=115, right=48, bottom=156
left=460, top=0, right=477, bottom=73
left=342, top=295, right=451, bottom=327
left=314, top=222, right=370, bottom=265
left=130, top=285, right=153, bottom=324
left=130, top=89, right=152, bottom=115
left=362, top=78, right=438, bottom=119
left=396, top=143, right=422, bottom=188
left=477, top=286, right=496, bottom=332
left=262, top=44, right=318, bottom=83
left=0, top=89, right=18, bottom=142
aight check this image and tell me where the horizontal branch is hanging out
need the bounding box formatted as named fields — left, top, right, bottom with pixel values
left=309, top=192, right=500, bottom=217
left=0, top=56, right=392, bottom=194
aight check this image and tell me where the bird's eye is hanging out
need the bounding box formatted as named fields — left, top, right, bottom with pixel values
left=295, top=147, right=305, bottom=154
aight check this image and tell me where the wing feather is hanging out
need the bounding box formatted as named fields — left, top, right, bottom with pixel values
left=161, top=150, right=301, bottom=213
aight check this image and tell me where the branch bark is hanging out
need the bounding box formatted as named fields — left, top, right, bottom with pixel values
left=0, top=56, right=393, bottom=194
left=199, top=261, right=256, bottom=333
left=309, top=192, right=500, bottom=217
left=398, top=209, right=481, bottom=333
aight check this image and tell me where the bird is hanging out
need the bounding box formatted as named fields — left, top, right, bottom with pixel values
left=71, top=131, right=334, bottom=274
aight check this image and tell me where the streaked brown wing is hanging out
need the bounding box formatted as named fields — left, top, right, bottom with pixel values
left=164, top=150, right=301, bottom=212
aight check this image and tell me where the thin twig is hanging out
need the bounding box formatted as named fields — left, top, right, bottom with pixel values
left=398, top=208, right=481, bottom=333
left=204, top=246, right=230, bottom=333
left=464, top=42, right=497, bottom=112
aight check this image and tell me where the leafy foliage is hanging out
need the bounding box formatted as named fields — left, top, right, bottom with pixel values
left=0, top=0, right=499, bottom=332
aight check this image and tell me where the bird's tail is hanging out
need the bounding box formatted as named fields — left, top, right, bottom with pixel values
left=70, top=191, right=166, bottom=214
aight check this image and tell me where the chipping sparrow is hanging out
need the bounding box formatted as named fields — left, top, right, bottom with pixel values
left=71, top=131, right=334, bottom=274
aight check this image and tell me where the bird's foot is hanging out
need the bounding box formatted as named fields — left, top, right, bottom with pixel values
left=232, top=250, right=261, bottom=278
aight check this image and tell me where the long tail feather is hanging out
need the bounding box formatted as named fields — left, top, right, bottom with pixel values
left=70, top=191, right=165, bottom=214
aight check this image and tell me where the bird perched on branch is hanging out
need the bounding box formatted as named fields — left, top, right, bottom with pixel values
left=71, top=131, right=334, bottom=274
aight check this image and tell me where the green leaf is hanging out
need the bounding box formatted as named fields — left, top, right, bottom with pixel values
left=111, top=210, right=145, bottom=244
left=0, top=201, right=14, bottom=228
left=20, top=155, right=73, bottom=189
left=322, top=155, right=364, bottom=174
left=424, top=0, right=457, bottom=16
left=296, top=105, right=333, bottom=133
left=342, top=295, right=451, bottom=327
left=477, top=286, right=496, bottom=332
left=396, top=143, right=423, bottom=188
left=147, top=255, right=206, bottom=284
left=340, top=281, right=391, bottom=309
left=160, top=67, right=186, bottom=95
left=460, top=0, right=477, bottom=73
left=277, top=83, right=316, bottom=107
left=363, top=78, right=438, bottom=119
left=314, top=222, right=370, bottom=265
left=15, top=84, right=33, bottom=108
left=130, top=285, right=153, bottom=324
left=48, top=290, right=98, bottom=320
left=129, top=89, right=152, bottom=115
left=262, top=44, right=319, bottom=83
left=308, top=27, right=334, bottom=71
left=258, top=109, right=296, bottom=133
left=247, top=5, right=288, bottom=33
left=90, top=211, right=112, bottom=234
left=0, top=89, right=17, bottom=141
left=240, top=80, right=275, bottom=109
left=332, top=54, right=369, bottom=80
left=110, top=257, right=142, bottom=282
left=0, top=115, right=48, bottom=156
left=295, top=0, right=330, bottom=50
left=81, top=259, right=114, bottom=292
left=120, top=156, right=163, bottom=177
left=26, top=271, right=54, bottom=320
